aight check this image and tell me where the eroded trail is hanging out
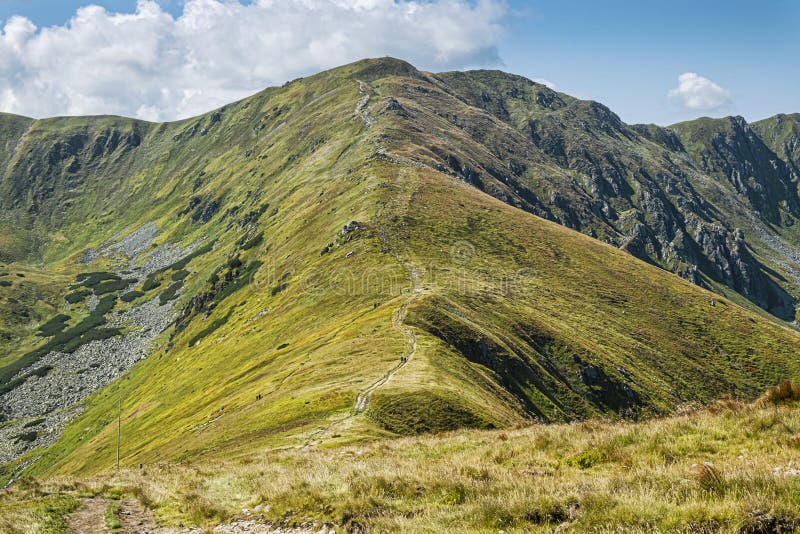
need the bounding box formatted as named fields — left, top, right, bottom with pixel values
left=68, top=496, right=321, bottom=533
left=69, top=497, right=162, bottom=534
left=68, top=498, right=110, bottom=534
left=302, top=262, right=422, bottom=448
left=354, top=80, right=375, bottom=127
left=354, top=264, right=421, bottom=414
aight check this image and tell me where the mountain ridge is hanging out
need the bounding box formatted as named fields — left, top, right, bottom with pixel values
left=0, top=57, right=798, bottom=480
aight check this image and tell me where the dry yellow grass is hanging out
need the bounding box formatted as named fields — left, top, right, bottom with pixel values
left=4, top=397, right=800, bottom=533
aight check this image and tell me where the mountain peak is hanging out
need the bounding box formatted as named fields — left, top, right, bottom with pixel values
left=344, top=56, right=421, bottom=81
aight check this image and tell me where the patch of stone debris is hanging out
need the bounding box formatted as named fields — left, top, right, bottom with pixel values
left=0, top=222, right=198, bottom=475
left=0, top=295, right=177, bottom=466
left=103, top=221, right=160, bottom=261
left=83, top=221, right=199, bottom=277
left=134, top=240, right=197, bottom=278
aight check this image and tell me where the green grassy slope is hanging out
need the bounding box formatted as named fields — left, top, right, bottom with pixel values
left=0, top=59, right=799, bottom=479
left=394, top=69, right=800, bottom=320
left=752, top=113, right=800, bottom=172
left=6, top=398, right=800, bottom=532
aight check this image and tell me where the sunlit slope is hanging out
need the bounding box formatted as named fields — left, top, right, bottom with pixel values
left=38, top=158, right=800, bottom=475
left=0, top=58, right=797, bottom=478
left=0, top=58, right=398, bottom=369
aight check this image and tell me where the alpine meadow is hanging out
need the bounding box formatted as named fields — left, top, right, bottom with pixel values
left=0, top=51, right=799, bottom=533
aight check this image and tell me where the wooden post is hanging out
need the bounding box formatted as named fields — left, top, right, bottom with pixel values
left=116, top=396, right=121, bottom=471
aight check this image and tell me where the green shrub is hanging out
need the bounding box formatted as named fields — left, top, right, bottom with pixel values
left=564, top=449, right=606, bottom=469
left=120, top=291, right=145, bottom=303
left=60, top=327, right=121, bottom=353
left=37, top=314, right=70, bottom=337
left=142, top=276, right=161, bottom=292
left=65, top=289, right=92, bottom=303
left=13, top=431, right=37, bottom=443
left=23, top=418, right=46, bottom=428
left=171, top=269, right=190, bottom=281
left=76, top=272, right=119, bottom=287
left=94, top=278, right=135, bottom=295
left=271, top=282, right=289, bottom=296
left=94, top=295, right=118, bottom=315
left=0, top=280, right=11, bottom=287
left=29, top=366, right=52, bottom=378
left=159, top=281, right=184, bottom=304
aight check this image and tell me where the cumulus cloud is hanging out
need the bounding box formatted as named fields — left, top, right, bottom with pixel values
left=0, top=0, right=507, bottom=121
left=668, top=72, right=731, bottom=111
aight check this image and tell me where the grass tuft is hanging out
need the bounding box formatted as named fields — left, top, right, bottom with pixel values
left=759, top=380, right=800, bottom=405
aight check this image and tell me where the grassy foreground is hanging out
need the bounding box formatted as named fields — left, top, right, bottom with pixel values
left=3, top=392, right=800, bottom=533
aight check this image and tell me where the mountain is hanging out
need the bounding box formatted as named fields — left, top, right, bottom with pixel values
left=401, top=70, right=800, bottom=320
left=0, top=58, right=799, bottom=480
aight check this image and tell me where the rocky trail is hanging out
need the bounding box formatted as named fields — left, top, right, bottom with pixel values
left=68, top=497, right=160, bottom=533
left=353, top=265, right=421, bottom=414
left=303, top=262, right=422, bottom=448
left=67, top=497, right=334, bottom=533
left=354, top=80, right=375, bottom=127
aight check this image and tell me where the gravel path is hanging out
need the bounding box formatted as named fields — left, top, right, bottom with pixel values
left=354, top=80, right=375, bottom=127
left=67, top=497, right=334, bottom=534
left=68, top=498, right=110, bottom=533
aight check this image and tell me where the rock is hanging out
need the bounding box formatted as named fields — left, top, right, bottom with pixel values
left=341, top=221, right=362, bottom=235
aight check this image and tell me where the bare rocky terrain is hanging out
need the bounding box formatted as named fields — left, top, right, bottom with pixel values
left=0, top=223, right=198, bottom=475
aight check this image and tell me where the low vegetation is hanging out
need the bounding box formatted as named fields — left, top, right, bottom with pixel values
left=104, top=500, right=121, bottom=531
left=3, top=396, right=800, bottom=532
left=0, top=294, right=120, bottom=388
left=1, top=60, right=800, bottom=526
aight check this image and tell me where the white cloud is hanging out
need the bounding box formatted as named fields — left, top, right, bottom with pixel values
left=668, top=72, right=731, bottom=111
left=533, top=78, right=555, bottom=90
left=0, top=0, right=507, bottom=121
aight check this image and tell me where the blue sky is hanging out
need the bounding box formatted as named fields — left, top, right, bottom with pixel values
left=0, top=0, right=796, bottom=124
left=501, top=0, right=800, bottom=124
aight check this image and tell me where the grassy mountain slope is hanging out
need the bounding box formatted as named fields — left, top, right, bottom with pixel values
left=385, top=68, right=800, bottom=320
left=752, top=113, right=800, bottom=176
left=4, top=397, right=800, bottom=532
left=0, top=59, right=799, bottom=480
